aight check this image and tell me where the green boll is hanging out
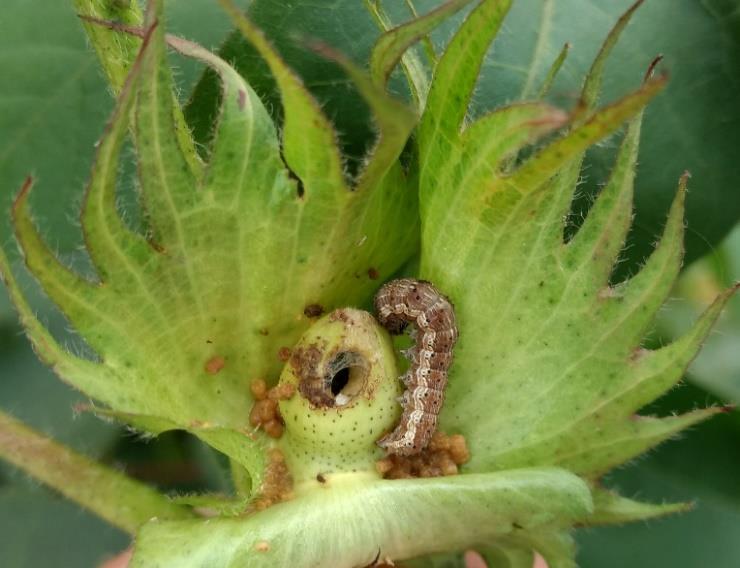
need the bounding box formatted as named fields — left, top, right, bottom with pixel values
left=277, top=308, right=402, bottom=487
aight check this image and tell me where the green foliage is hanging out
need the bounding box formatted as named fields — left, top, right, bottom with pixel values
left=2, top=0, right=418, bottom=496
left=655, top=224, right=740, bottom=403
left=414, top=0, right=730, bottom=483
left=0, top=0, right=737, bottom=566
left=133, top=469, right=592, bottom=567
left=491, top=0, right=740, bottom=272
left=187, top=0, right=740, bottom=269
left=577, top=385, right=740, bottom=568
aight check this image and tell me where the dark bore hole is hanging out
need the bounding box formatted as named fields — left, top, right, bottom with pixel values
left=325, top=351, right=369, bottom=405
left=331, top=367, right=350, bottom=396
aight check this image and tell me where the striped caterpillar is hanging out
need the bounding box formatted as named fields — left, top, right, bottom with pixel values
left=374, top=278, right=458, bottom=456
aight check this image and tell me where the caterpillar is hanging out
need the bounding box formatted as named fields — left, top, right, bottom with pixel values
left=373, top=278, right=458, bottom=456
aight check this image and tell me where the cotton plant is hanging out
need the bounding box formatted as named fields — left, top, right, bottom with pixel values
left=0, top=0, right=735, bottom=566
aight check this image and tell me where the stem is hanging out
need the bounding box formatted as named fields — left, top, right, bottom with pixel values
left=0, top=410, right=194, bottom=534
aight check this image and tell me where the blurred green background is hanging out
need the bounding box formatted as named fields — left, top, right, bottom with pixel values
left=1, top=0, right=738, bottom=566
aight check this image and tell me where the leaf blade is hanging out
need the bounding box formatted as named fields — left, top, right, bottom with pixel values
left=131, top=468, right=592, bottom=567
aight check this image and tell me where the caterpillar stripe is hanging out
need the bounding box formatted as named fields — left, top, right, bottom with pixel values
left=374, top=278, right=458, bottom=456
